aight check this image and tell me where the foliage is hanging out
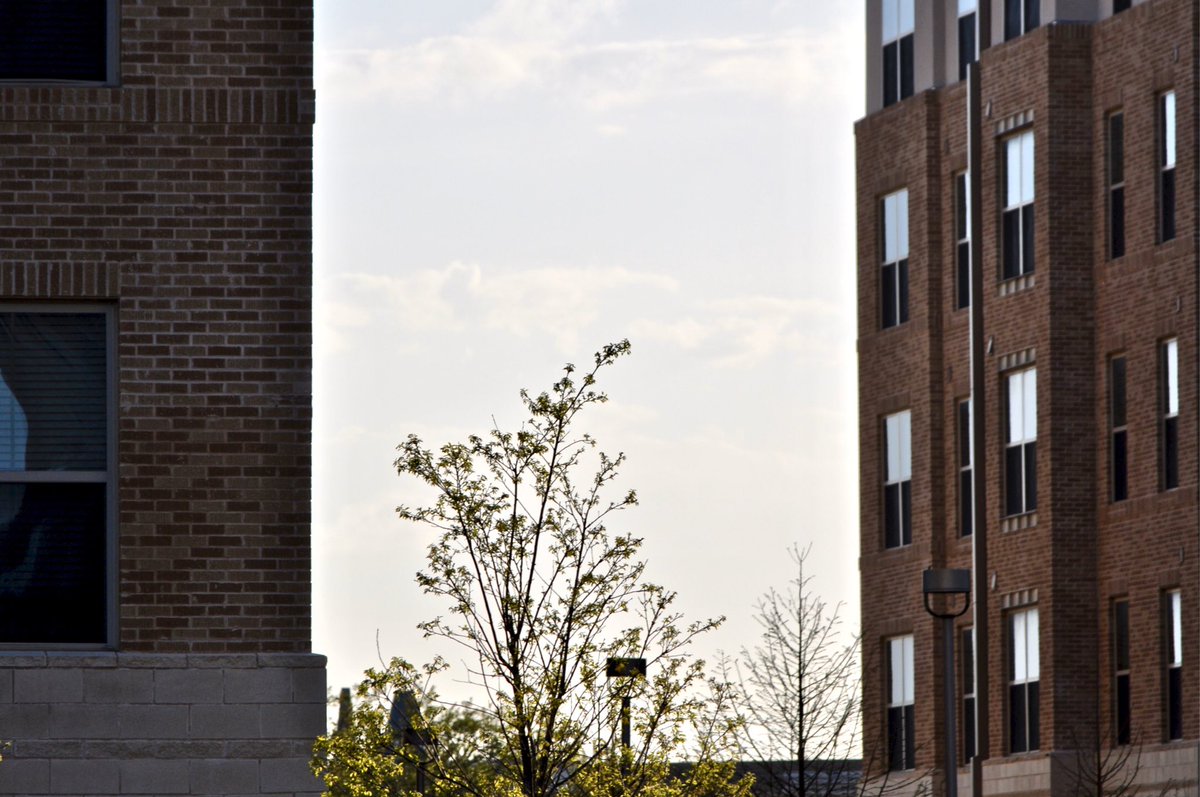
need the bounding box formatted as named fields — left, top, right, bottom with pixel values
left=312, top=657, right=511, bottom=797
left=364, top=340, right=739, bottom=797
left=730, top=545, right=860, bottom=797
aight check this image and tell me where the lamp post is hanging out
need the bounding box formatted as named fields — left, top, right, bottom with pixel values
left=922, top=569, right=971, bottom=797
left=606, top=657, right=647, bottom=752
left=390, top=690, right=437, bottom=795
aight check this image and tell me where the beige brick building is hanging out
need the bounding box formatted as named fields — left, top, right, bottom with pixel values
left=858, top=1, right=1200, bottom=796
left=0, top=1, right=323, bottom=794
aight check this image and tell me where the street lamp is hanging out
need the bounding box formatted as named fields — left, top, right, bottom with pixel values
left=606, top=657, right=647, bottom=752
left=922, top=569, right=971, bottom=797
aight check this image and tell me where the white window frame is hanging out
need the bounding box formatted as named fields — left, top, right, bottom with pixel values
left=888, top=634, right=915, bottom=771
left=1160, top=91, right=1177, bottom=242
left=881, top=189, right=909, bottom=328
left=1003, top=130, right=1035, bottom=279
left=1165, top=589, right=1182, bottom=740
left=1005, top=368, right=1037, bottom=516
left=884, top=410, right=912, bottom=548
left=1010, top=607, right=1040, bottom=753
left=1162, top=338, right=1179, bottom=490
left=881, top=0, right=914, bottom=107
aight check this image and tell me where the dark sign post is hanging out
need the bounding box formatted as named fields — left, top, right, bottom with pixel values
left=923, top=569, right=971, bottom=797
left=606, top=657, right=647, bottom=752
left=390, top=690, right=437, bottom=795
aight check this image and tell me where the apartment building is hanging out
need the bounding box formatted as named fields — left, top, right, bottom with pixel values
left=0, top=2, right=323, bottom=794
left=858, top=1, right=1198, bottom=796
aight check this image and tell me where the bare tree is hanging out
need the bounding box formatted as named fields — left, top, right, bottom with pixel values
left=731, top=545, right=861, bottom=797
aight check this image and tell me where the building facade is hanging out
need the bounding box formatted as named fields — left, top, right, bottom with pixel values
left=0, top=1, right=323, bottom=794
left=858, top=1, right=1199, bottom=796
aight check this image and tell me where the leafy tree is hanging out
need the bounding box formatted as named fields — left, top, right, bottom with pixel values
left=313, top=657, right=510, bottom=797
left=730, top=545, right=860, bottom=797
left=323, top=340, right=747, bottom=797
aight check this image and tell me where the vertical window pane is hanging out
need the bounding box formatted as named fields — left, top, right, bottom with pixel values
left=0, top=313, right=108, bottom=471
left=896, top=190, right=909, bottom=258
left=1008, top=372, right=1024, bottom=443
left=1026, top=609, right=1039, bottom=679
left=0, top=483, right=107, bottom=643
left=959, top=400, right=972, bottom=468
left=958, top=13, right=976, bottom=81
left=1013, top=611, right=1027, bottom=681
left=1163, top=92, right=1176, bottom=168
left=1023, top=369, right=1037, bottom=441
left=1006, top=137, right=1022, bottom=208
left=884, top=195, right=897, bottom=263
left=0, top=0, right=110, bottom=82
left=882, top=0, right=898, bottom=43
left=898, top=0, right=914, bottom=36
left=1165, top=339, right=1179, bottom=414
left=959, top=0, right=977, bottom=12
left=1021, top=132, right=1035, bottom=203
left=886, top=414, right=901, bottom=481
left=1170, top=590, right=1182, bottom=666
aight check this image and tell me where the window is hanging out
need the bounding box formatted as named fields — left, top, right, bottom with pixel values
left=962, top=627, right=976, bottom=763
left=888, top=635, right=915, bottom=771
left=1004, top=0, right=1040, bottom=40
left=0, top=0, right=116, bottom=83
left=1003, top=131, right=1035, bottom=280
left=1009, top=608, right=1040, bottom=753
left=1161, top=339, right=1178, bottom=490
left=884, top=411, right=912, bottom=549
left=1113, top=599, right=1130, bottom=745
left=881, top=189, right=909, bottom=329
left=958, top=399, right=973, bottom=536
left=1113, top=0, right=1131, bottom=11
left=958, top=0, right=977, bottom=81
left=0, top=309, right=114, bottom=645
left=1110, top=356, right=1128, bottom=501
left=1005, top=369, right=1037, bottom=516
left=1165, top=589, right=1182, bottom=740
left=882, top=0, right=914, bottom=107
left=955, top=172, right=971, bottom=310
left=1160, top=91, right=1176, bottom=242
left=1108, top=112, right=1125, bottom=259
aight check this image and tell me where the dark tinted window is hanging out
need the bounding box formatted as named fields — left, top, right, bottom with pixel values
left=0, top=0, right=109, bottom=82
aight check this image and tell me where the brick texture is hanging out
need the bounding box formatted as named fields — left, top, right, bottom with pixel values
left=858, top=2, right=1200, bottom=795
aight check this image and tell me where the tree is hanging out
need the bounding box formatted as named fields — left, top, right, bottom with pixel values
left=378, top=341, right=745, bottom=797
left=731, top=545, right=860, bottom=797
left=312, top=657, right=511, bottom=797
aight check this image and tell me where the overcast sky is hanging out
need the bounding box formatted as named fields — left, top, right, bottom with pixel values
left=312, top=0, right=866, bottom=701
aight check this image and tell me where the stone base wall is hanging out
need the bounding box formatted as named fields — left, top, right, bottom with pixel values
left=0, top=652, right=325, bottom=796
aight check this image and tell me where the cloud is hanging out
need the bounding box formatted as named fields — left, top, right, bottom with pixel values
left=316, top=4, right=858, bottom=110
left=630, top=295, right=847, bottom=368
left=318, top=263, right=679, bottom=354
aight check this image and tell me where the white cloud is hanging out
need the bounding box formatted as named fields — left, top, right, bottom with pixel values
left=317, top=5, right=859, bottom=110
left=630, top=295, right=846, bottom=368
left=319, top=263, right=679, bottom=354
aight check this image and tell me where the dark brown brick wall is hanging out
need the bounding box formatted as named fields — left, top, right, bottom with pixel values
left=858, top=0, right=1199, bottom=785
left=0, top=0, right=314, bottom=653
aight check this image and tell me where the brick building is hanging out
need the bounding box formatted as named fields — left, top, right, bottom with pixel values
left=0, top=1, right=324, bottom=794
left=858, top=1, right=1200, bottom=796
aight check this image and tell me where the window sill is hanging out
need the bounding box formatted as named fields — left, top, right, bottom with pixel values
left=999, top=273, right=1035, bottom=297
left=1001, top=512, right=1037, bottom=533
